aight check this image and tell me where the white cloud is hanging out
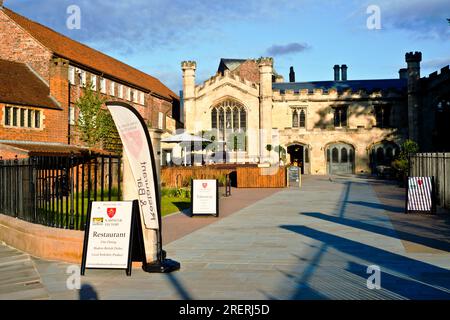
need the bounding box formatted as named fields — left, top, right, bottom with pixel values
left=362, top=0, right=450, bottom=39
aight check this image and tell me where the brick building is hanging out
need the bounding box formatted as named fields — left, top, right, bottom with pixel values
left=0, top=5, right=181, bottom=158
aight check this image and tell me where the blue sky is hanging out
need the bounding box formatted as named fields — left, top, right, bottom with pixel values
left=6, top=0, right=450, bottom=93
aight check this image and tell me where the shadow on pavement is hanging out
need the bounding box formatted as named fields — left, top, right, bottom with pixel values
left=280, top=225, right=450, bottom=299
left=79, top=284, right=98, bottom=300
left=348, top=200, right=405, bottom=213
left=346, top=261, right=449, bottom=300
left=301, top=211, right=450, bottom=252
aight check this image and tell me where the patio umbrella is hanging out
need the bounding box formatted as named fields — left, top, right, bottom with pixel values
left=161, top=132, right=211, bottom=166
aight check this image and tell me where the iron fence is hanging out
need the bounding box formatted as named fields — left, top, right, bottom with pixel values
left=0, top=154, right=122, bottom=230
left=409, top=153, right=450, bottom=210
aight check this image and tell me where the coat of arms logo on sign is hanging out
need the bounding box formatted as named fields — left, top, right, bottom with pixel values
left=406, top=176, right=436, bottom=214
left=81, top=201, right=141, bottom=276
left=107, top=207, right=116, bottom=218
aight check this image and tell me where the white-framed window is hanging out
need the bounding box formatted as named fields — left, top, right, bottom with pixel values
left=68, top=66, right=75, bottom=85
left=69, top=106, right=75, bottom=125
left=118, top=84, right=123, bottom=98
left=126, top=87, right=131, bottom=101
left=158, top=112, right=164, bottom=129
left=110, top=81, right=115, bottom=96
left=139, top=92, right=145, bottom=105
left=100, top=78, right=106, bottom=94
left=133, top=90, right=138, bottom=103
left=91, top=75, right=97, bottom=90
left=3, top=106, right=42, bottom=129
left=78, top=69, right=86, bottom=87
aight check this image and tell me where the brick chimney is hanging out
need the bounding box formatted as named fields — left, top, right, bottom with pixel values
left=341, top=65, right=348, bottom=81
left=333, top=65, right=340, bottom=81
left=289, top=66, right=295, bottom=82
left=399, top=68, right=408, bottom=79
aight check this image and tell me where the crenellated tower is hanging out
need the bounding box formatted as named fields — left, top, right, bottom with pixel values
left=181, top=61, right=197, bottom=132
left=258, top=57, right=273, bottom=162
left=405, top=51, right=422, bottom=144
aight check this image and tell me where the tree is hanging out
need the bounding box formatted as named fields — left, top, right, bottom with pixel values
left=392, top=139, right=419, bottom=183
left=74, top=81, right=120, bottom=152
left=274, top=145, right=287, bottom=163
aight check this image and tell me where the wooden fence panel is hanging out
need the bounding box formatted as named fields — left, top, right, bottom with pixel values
left=161, top=165, right=287, bottom=188
left=236, top=166, right=286, bottom=188
left=410, top=153, right=450, bottom=210
left=161, top=166, right=235, bottom=188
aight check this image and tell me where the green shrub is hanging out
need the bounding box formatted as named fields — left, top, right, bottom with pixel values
left=392, top=139, right=419, bottom=182
left=161, top=187, right=190, bottom=199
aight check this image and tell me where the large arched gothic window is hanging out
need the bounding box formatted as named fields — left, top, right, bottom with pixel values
left=211, top=100, right=247, bottom=142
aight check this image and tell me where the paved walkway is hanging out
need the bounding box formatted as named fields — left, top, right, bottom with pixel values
left=0, top=242, right=48, bottom=300
left=163, top=187, right=283, bottom=244
left=4, top=175, right=450, bottom=299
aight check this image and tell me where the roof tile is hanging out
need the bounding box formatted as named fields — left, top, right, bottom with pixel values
left=0, top=59, right=61, bottom=109
left=2, top=7, right=178, bottom=101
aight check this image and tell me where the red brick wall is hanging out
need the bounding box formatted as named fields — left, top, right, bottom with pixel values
left=0, top=10, right=52, bottom=81
left=148, top=95, right=172, bottom=130
left=232, top=60, right=260, bottom=84
left=0, top=146, right=28, bottom=160
left=0, top=102, right=67, bottom=144
left=0, top=9, right=178, bottom=147
left=49, top=57, right=69, bottom=143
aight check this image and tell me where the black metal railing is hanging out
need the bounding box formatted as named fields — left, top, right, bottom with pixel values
left=0, top=154, right=122, bottom=230
left=409, top=153, right=450, bottom=210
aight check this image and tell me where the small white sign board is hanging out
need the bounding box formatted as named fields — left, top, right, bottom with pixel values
left=191, top=179, right=218, bottom=216
left=406, top=177, right=435, bottom=213
left=84, top=201, right=134, bottom=269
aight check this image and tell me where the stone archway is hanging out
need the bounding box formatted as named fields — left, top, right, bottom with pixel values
left=287, top=143, right=310, bottom=174
left=369, top=141, right=400, bottom=174
left=326, top=142, right=355, bottom=175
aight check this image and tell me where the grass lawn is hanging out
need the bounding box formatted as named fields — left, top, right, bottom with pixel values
left=35, top=190, right=190, bottom=229
left=161, top=195, right=191, bottom=216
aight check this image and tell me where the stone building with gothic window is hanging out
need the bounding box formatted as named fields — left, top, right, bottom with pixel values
left=181, top=52, right=449, bottom=175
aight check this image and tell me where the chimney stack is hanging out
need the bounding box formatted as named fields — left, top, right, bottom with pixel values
left=399, top=68, right=408, bottom=79
left=289, top=66, right=295, bottom=83
left=341, top=65, right=348, bottom=81
left=333, top=65, right=340, bottom=81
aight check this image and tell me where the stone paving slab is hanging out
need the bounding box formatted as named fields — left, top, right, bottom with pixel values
left=4, top=175, right=450, bottom=300
left=0, top=243, right=49, bottom=300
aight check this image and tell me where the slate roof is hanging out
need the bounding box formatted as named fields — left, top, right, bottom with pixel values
left=0, top=59, right=61, bottom=109
left=0, top=140, right=113, bottom=157
left=273, top=79, right=407, bottom=94
left=218, top=59, right=247, bottom=72
left=2, top=7, right=178, bottom=101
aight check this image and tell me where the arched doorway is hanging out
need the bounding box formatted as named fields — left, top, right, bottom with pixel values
left=287, top=144, right=310, bottom=174
left=326, top=143, right=355, bottom=175
left=369, top=141, right=400, bottom=174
